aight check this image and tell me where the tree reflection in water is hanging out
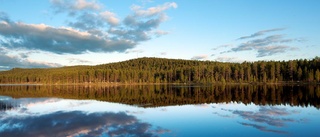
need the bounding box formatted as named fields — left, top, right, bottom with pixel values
left=0, top=84, right=319, bottom=108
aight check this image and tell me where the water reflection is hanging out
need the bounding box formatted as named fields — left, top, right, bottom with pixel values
left=0, top=85, right=319, bottom=137
left=0, top=85, right=319, bottom=108
left=0, top=97, right=170, bottom=137
left=214, top=106, right=307, bottom=134
left=0, top=111, right=169, bottom=137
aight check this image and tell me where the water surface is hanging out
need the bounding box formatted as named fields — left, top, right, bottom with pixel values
left=0, top=85, right=319, bottom=137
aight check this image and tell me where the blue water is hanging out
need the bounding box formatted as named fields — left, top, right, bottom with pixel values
left=0, top=95, right=319, bottom=137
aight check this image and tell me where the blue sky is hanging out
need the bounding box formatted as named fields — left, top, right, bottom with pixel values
left=0, top=0, right=319, bottom=70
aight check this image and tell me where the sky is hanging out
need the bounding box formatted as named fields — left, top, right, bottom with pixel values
left=0, top=0, right=319, bottom=70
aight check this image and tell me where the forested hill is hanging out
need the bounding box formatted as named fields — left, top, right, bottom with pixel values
left=0, top=57, right=319, bottom=84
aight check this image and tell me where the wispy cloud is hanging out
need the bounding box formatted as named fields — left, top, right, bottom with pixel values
left=213, top=28, right=304, bottom=58
left=0, top=50, right=61, bottom=71
left=191, top=55, right=208, bottom=60
left=68, top=58, right=93, bottom=64
left=237, top=28, right=285, bottom=40
left=152, top=52, right=167, bottom=57
left=214, top=56, right=238, bottom=62
left=231, top=32, right=303, bottom=57
left=154, top=30, right=169, bottom=37
left=51, top=0, right=102, bottom=15
left=160, top=52, right=167, bottom=56
left=0, top=47, right=62, bottom=70
left=212, top=44, right=233, bottom=50
left=131, top=2, right=177, bottom=17
left=125, top=49, right=144, bottom=54
left=256, top=45, right=297, bottom=57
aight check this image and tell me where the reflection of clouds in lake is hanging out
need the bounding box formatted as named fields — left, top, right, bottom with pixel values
left=126, top=110, right=144, bottom=114
left=232, top=106, right=304, bottom=127
left=259, top=107, right=290, bottom=116
left=1, top=98, right=62, bottom=113
left=17, top=108, right=29, bottom=113
left=18, top=98, right=61, bottom=107
left=3, top=97, right=97, bottom=116
left=0, top=111, right=170, bottom=137
left=160, top=108, right=167, bottom=111
left=67, top=101, right=92, bottom=108
left=238, top=122, right=287, bottom=134
left=1, top=98, right=55, bottom=115
left=153, top=126, right=171, bottom=134
left=212, top=112, right=234, bottom=118
left=214, top=106, right=308, bottom=134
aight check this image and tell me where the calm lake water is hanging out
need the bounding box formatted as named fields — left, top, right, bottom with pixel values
left=0, top=85, right=319, bottom=137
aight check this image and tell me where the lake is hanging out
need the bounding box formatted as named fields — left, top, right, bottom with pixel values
left=0, top=84, right=319, bottom=137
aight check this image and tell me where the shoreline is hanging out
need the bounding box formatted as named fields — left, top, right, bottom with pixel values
left=0, top=81, right=319, bottom=86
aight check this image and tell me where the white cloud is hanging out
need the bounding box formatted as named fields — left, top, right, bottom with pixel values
left=125, top=49, right=144, bottom=54
left=191, top=55, right=208, bottom=60
left=237, top=28, right=285, bottom=40
left=74, top=0, right=101, bottom=10
left=51, top=0, right=102, bottom=15
left=0, top=21, right=133, bottom=54
left=68, top=58, right=93, bottom=64
left=100, top=11, right=120, bottom=26
left=0, top=54, right=61, bottom=71
left=256, top=45, right=296, bottom=57
left=216, top=28, right=305, bottom=58
left=212, top=44, right=233, bottom=50
left=0, top=2, right=178, bottom=69
left=154, top=30, right=169, bottom=37
left=215, top=56, right=238, bottom=62
left=132, top=2, right=177, bottom=17
left=231, top=34, right=301, bottom=57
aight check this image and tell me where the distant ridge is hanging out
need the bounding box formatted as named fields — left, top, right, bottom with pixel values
left=0, top=57, right=319, bottom=84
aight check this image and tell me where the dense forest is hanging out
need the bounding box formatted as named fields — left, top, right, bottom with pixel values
left=0, top=85, right=319, bottom=108
left=0, top=57, right=319, bottom=84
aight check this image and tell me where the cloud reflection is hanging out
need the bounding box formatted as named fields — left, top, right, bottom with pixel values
left=212, top=112, right=234, bottom=118
left=0, top=111, right=169, bottom=137
left=238, top=122, right=287, bottom=134
left=232, top=106, right=300, bottom=127
left=214, top=106, right=307, bottom=134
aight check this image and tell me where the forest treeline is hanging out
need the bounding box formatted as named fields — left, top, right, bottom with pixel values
left=0, top=57, right=319, bottom=84
left=0, top=85, right=319, bottom=108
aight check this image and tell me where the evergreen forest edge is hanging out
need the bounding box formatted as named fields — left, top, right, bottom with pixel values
left=0, top=57, right=320, bottom=85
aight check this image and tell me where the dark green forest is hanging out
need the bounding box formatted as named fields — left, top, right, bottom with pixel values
left=0, top=57, right=320, bottom=84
